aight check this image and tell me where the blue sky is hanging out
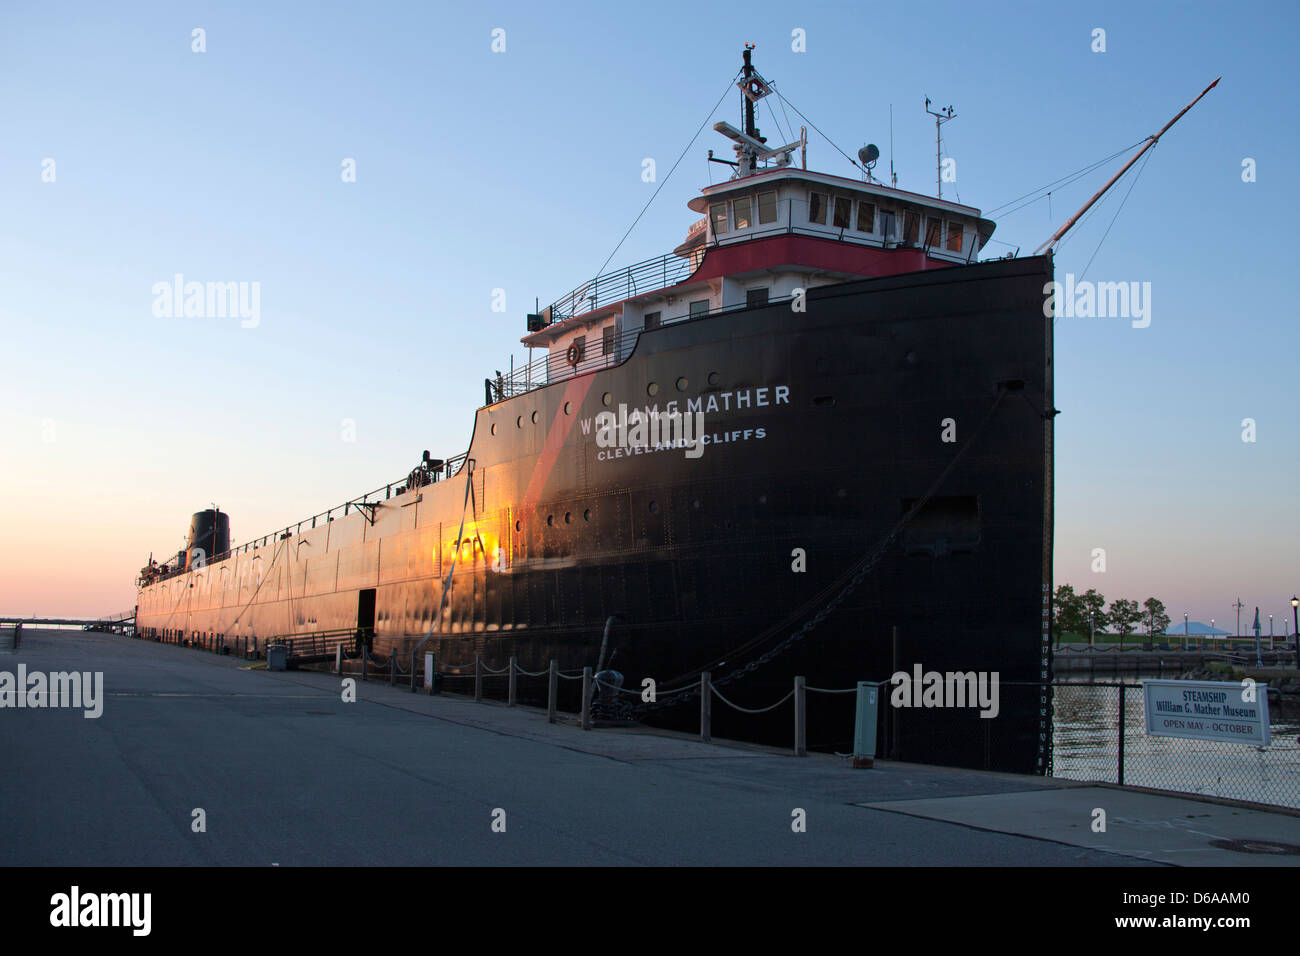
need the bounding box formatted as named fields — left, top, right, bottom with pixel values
left=1, top=0, right=1296, bottom=629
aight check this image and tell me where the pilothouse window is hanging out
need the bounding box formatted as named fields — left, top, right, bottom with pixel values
left=733, top=196, right=752, bottom=229
left=857, top=202, right=875, bottom=233
left=947, top=222, right=963, bottom=252
left=808, top=192, right=827, bottom=224
left=757, top=191, right=777, bottom=224
left=925, top=217, right=942, bottom=248
left=833, top=197, right=851, bottom=228
left=903, top=211, right=919, bottom=244
left=710, top=203, right=730, bottom=235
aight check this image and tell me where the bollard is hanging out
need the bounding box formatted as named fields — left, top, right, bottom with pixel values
left=426, top=652, right=437, bottom=695
left=508, top=656, right=517, bottom=707
left=336, top=644, right=343, bottom=676
left=547, top=659, right=558, bottom=723
left=700, top=672, right=712, bottom=744
left=474, top=655, right=483, bottom=701
left=793, top=676, right=806, bottom=757
left=581, top=666, right=593, bottom=730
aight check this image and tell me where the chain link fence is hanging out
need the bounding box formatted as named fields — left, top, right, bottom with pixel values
left=1050, top=681, right=1300, bottom=810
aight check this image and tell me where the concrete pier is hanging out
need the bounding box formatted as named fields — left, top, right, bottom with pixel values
left=2, top=629, right=1298, bottom=866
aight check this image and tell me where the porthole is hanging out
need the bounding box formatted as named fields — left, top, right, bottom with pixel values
left=531, top=410, right=539, bottom=424
left=758, top=494, right=768, bottom=505
left=564, top=401, right=571, bottom=415
left=648, top=500, right=658, bottom=514
left=547, top=514, right=554, bottom=527
left=583, top=509, right=592, bottom=521
left=707, top=372, right=720, bottom=386
left=491, top=423, right=498, bottom=435
left=564, top=512, right=572, bottom=524
left=514, top=520, right=521, bottom=532
left=602, top=392, right=613, bottom=406
left=647, top=382, right=659, bottom=397
left=692, top=499, right=701, bottom=510
left=516, top=415, right=523, bottom=428
left=676, top=377, right=689, bottom=392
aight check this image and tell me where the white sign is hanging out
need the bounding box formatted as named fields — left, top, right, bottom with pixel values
left=1143, top=679, right=1270, bottom=746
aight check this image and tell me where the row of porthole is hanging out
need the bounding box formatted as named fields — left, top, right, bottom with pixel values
left=489, top=371, right=724, bottom=435
left=515, top=490, right=789, bottom=533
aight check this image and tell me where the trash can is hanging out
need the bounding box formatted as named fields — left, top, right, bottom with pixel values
left=267, top=644, right=288, bottom=671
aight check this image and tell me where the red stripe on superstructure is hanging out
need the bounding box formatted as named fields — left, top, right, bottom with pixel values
left=521, top=374, right=597, bottom=513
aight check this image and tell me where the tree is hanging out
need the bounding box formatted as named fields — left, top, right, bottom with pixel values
left=1079, top=588, right=1108, bottom=638
left=1142, top=597, right=1171, bottom=638
left=1053, top=584, right=1085, bottom=636
left=1108, top=598, right=1141, bottom=640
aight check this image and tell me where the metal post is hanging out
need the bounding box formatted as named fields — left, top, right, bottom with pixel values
left=475, top=655, right=483, bottom=702
left=794, top=676, right=806, bottom=757
left=890, top=625, right=899, bottom=760
left=508, top=656, right=517, bottom=707
left=581, top=666, right=593, bottom=731
left=427, top=652, right=437, bottom=695
left=361, top=646, right=367, bottom=682
left=547, top=660, right=558, bottom=723
left=336, top=644, right=342, bottom=676
left=700, top=672, right=711, bottom=743
left=389, top=653, right=396, bottom=686
left=1117, top=684, right=1126, bottom=787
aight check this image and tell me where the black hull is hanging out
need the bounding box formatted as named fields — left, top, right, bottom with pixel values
left=137, top=255, right=1055, bottom=774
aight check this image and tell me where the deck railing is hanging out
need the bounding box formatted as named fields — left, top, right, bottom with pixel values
left=145, top=456, right=469, bottom=585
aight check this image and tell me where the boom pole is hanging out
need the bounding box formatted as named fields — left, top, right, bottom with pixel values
left=1033, top=77, right=1220, bottom=255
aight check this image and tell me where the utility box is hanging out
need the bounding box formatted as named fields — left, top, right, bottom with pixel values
left=853, top=681, right=880, bottom=769
left=267, top=644, right=288, bottom=672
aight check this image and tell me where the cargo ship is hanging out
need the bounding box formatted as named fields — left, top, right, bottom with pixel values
left=135, top=49, right=1212, bottom=773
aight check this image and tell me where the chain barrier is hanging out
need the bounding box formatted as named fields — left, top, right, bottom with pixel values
left=711, top=684, right=795, bottom=715
left=805, top=686, right=858, bottom=694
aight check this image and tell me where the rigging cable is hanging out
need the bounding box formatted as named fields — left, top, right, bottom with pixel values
left=985, top=139, right=1146, bottom=218
left=771, top=85, right=862, bottom=175
left=589, top=70, right=741, bottom=281
left=1076, top=145, right=1156, bottom=285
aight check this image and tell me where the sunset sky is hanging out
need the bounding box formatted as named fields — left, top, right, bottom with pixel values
left=2, top=1, right=1296, bottom=633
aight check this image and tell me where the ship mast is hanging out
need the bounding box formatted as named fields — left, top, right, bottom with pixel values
left=712, top=46, right=805, bottom=179
left=1034, top=77, right=1220, bottom=255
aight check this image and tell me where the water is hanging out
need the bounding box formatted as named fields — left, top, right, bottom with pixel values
left=1051, top=680, right=1300, bottom=810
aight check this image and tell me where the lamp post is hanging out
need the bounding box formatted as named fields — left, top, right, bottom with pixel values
left=1291, top=596, right=1299, bottom=671
left=1211, top=618, right=1216, bottom=653
left=1184, top=612, right=1189, bottom=651
left=1270, top=614, right=1274, bottom=651
left=1089, top=612, right=1095, bottom=650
